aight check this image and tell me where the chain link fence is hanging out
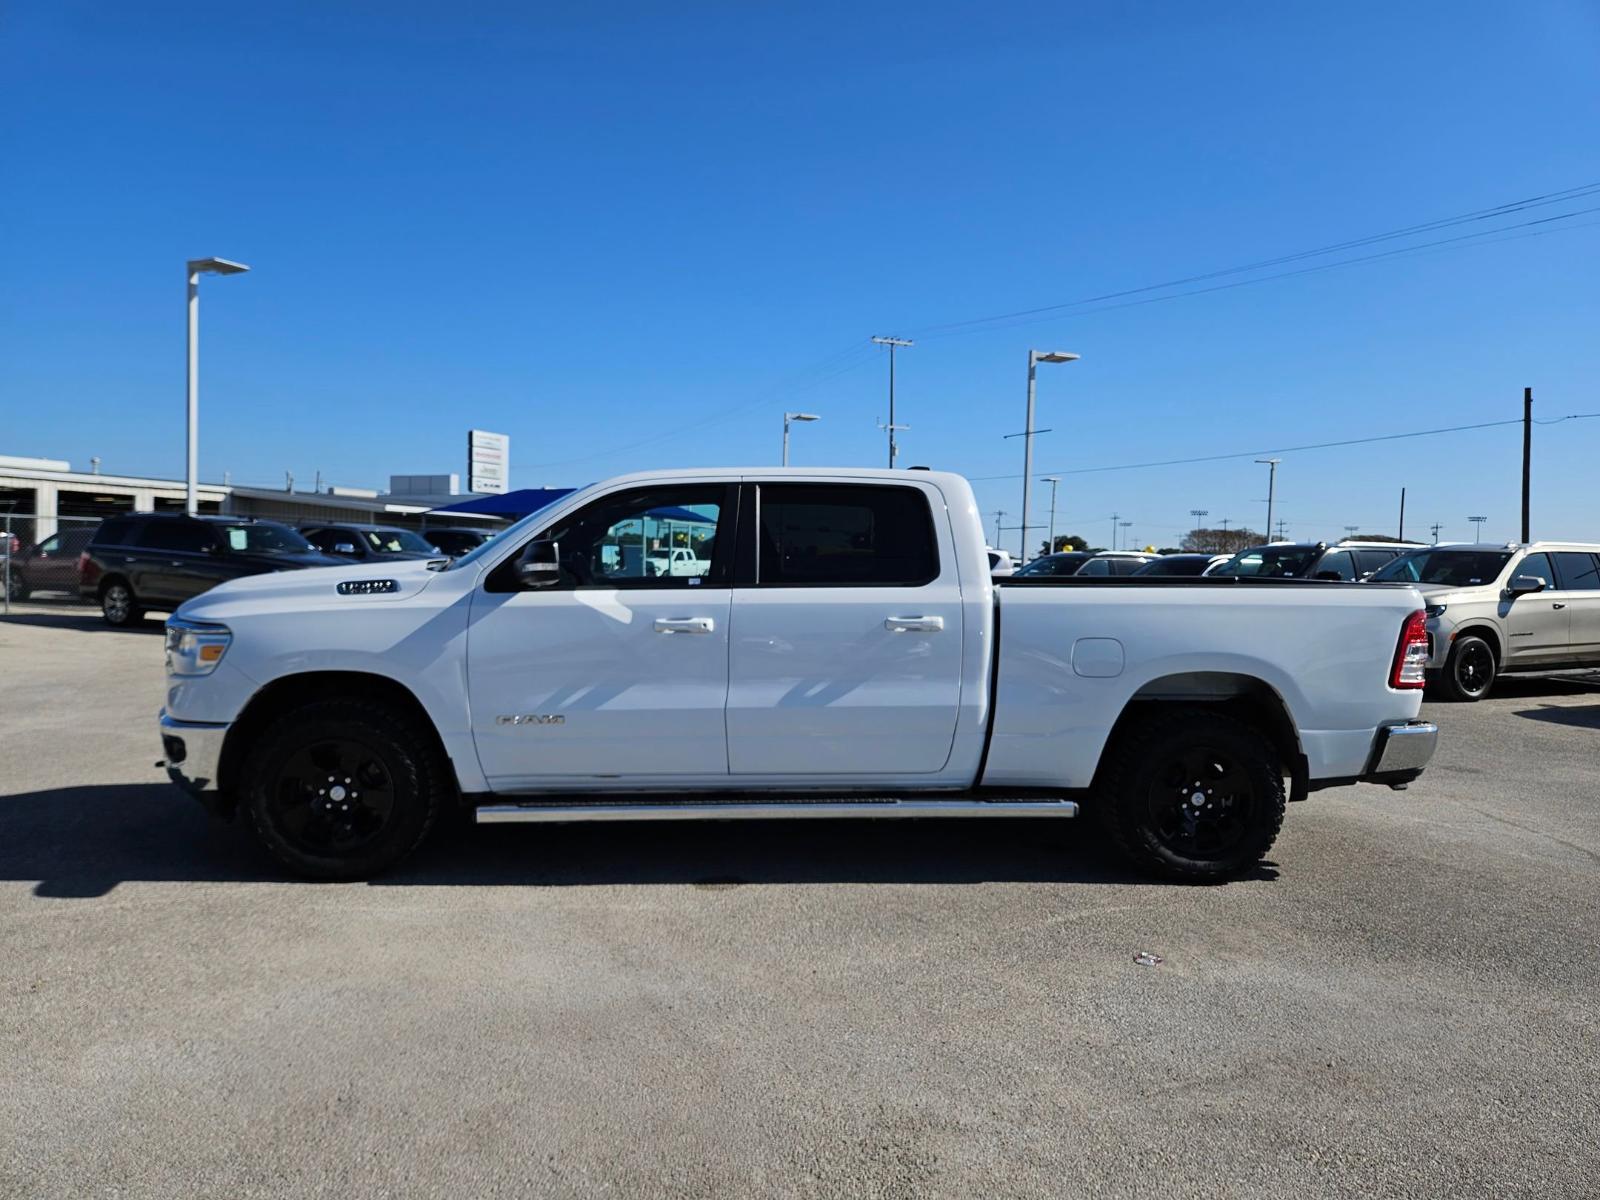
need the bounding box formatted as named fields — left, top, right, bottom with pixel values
left=2, top=514, right=104, bottom=611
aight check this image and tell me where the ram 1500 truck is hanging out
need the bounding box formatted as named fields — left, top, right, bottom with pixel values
left=157, top=468, right=1438, bottom=881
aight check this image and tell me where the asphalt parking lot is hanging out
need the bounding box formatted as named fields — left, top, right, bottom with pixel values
left=2, top=598, right=1598, bottom=1199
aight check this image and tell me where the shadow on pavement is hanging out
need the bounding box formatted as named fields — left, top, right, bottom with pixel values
left=0, top=610, right=163, bottom=634
left=1514, top=703, right=1600, bottom=730
left=0, top=783, right=1277, bottom=896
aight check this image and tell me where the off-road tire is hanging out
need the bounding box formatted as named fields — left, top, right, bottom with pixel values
left=1435, top=634, right=1496, bottom=702
left=1096, top=707, right=1286, bottom=882
left=100, top=579, right=141, bottom=627
left=241, top=697, right=448, bottom=881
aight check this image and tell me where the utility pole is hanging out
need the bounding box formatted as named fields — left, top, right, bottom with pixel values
left=1273, top=519, right=1288, bottom=541
left=1041, top=477, right=1061, bottom=555
left=1469, top=515, right=1487, bottom=543
left=1344, top=525, right=1359, bottom=539
left=1255, top=459, right=1279, bottom=550
left=1521, top=386, right=1532, bottom=542
left=992, top=510, right=1007, bottom=548
left=1398, top=487, right=1406, bottom=541
left=1019, top=350, right=1079, bottom=563
left=1109, top=512, right=1120, bottom=551
left=871, top=336, right=913, bottom=468
left=1430, top=522, right=1443, bottom=544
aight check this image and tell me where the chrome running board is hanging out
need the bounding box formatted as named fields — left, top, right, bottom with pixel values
left=475, top=797, right=1079, bottom=824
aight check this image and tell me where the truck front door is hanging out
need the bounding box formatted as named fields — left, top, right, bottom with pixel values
left=726, top=481, right=964, bottom=776
left=466, top=484, right=735, bottom=788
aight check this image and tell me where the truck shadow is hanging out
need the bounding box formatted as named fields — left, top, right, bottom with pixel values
left=0, top=783, right=1278, bottom=897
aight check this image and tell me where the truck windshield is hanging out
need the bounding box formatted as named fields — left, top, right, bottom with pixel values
left=1369, top=549, right=1512, bottom=586
left=1211, top=546, right=1319, bottom=578
left=219, top=523, right=315, bottom=555
left=364, top=529, right=440, bottom=555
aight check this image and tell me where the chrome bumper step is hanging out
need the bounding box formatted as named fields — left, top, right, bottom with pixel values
left=474, top=797, right=1079, bottom=824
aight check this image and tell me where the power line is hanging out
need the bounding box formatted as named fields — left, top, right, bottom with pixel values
left=906, top=182, right=1600, bottom=338
left=911, top=203, right=1600, bottom=343
left=969, top=413, right=1600, bottom=483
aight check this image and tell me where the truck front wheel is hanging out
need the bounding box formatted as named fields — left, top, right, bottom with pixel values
left=1097, top=708, right=1286, bottom=882
left=240, top=698, right=447, bottom=880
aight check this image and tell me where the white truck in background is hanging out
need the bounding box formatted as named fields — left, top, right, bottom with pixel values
left=157, top=467, right=1438, bottom=881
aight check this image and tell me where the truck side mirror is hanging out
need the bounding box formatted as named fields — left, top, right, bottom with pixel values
left=516, top=538, right=561, bottom=589
left=1507, top=574, right=1546, bottom=596
left=333, top=542, right=356, bottom=555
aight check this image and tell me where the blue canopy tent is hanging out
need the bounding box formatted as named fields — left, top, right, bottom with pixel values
left=428, top=488, right=575, bottom=521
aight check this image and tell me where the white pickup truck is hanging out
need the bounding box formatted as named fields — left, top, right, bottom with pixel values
left=157, top=468, right=1438, bottom=881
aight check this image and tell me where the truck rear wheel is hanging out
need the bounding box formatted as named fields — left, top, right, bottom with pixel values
left=240, top=698, right=447, bottom=880
left=1097, top=708, right=1285, bottom=881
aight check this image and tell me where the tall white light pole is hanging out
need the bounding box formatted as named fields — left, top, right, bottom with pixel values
left=1021, top=350, right=1079, bottom=560
left=186, top=257, right=250, bottom=515
left=1255, top=458, right=1279, bottom=544
left=782, top=412, right=819, bottom=466
left=1041, top=476, right=1061, bottom=553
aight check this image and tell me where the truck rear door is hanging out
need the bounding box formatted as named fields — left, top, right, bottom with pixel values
left=725, top=481, right=964, bottom=776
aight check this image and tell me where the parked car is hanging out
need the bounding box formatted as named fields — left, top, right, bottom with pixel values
left=646, top=545, right=710, bottom=577
left=986, top=547, right=1016, bottom=576
left=1131, top=553, right=1230, bottom=577
left=156, top=466, right=1435, bottom=883
left=419, top=527, right=497, bottom=557
left=80, top=514, right=346, bottom=626
left=3, top=526, right=95, bottom=599
left=1211, top=539, right=1424, bottom=581
left=299, top=524, right=443, bottom=562
left=1369, top=541, right=1600, bottom=700
left=1074, top=550, right=1160, bottom=576
left=1014, top=551, right=1094, bottom=577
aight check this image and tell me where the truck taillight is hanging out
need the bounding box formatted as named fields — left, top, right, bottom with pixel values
left=1391, top=609, right=1429, bottom=689
left=78, top=551, right=92, bottom=581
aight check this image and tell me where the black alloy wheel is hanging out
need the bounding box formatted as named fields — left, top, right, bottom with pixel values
left=241, top=698, right=447, bottom=880
left=1097, top=708, right=1286, bottom=881
left=269, top=737, right=399, bottom=859
left=1441, top=635, right=1496, bottom=702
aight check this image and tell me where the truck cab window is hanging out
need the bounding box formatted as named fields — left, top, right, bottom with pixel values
left=756, top=484, right=937, bottom=586
left=526, top=486, right=728, bottom=589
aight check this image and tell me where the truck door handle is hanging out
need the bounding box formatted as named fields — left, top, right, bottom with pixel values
left=1552, top=602, right=1567, bottom=609
left=654, top=617, right=715, bottom=634
left=884, top=616, right=944, bottom=633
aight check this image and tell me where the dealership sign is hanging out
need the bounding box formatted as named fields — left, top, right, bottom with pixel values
left=467, top=430, right=509, bottom=494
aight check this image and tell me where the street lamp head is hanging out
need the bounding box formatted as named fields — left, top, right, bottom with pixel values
left=1254, top=457, right=1280, bottom=466
left=786, top=412, right=820, bottom=423
left=188, top=257, right=250, bottom=276
left=1040, top=476, right=1060, bottom=484
left=1031, top=351, right=1080, bottom=365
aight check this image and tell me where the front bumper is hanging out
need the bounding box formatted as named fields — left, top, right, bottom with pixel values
left=157, top=709, right=228, bottom=795
left=1363, top=720, right=1439, bottom=787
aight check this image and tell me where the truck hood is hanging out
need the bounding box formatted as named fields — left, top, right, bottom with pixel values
left=176, top=557, right=448, bottom=621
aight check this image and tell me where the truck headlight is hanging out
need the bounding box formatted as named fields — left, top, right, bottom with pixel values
left=165, top=617, right=232, bottom=676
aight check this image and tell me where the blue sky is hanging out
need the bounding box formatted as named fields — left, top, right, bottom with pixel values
left=3, top=1, right=1598, bottom=551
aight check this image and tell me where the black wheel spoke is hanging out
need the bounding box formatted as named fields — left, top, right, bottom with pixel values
left=1146, top=740, right=1256, bottom=860
left=268, top=735, right=399, bottom=859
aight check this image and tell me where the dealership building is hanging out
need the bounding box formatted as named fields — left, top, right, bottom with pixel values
left=0, top=456, right=506, bottom=544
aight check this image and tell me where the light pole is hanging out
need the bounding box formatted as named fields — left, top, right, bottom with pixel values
left=1021, top=350, right=1079, bottom=561
left=782, top=412, right=819, bottom=466
left=1041, top=476, right=1061, bottom=555
left=1255, top=458, right=1279, bottom=546
left=1120, top=520, right=1133, bottom=550
left=186, top=257, right=250, bottom=515
left=871, top=336, right=913, bottom=468
left=1190, top=509, right=1208, bottom=551
left=1469, top=515, right=1487, bottom=542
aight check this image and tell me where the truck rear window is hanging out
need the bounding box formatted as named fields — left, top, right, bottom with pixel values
left=757, top=484, right=938, bottom=586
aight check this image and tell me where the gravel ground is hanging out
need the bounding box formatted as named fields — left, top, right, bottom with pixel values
left=2, top=598, right=1598, bottom=1198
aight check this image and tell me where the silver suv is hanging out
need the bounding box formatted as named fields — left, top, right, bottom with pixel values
left=1369, top=542, right=1600, bottom=700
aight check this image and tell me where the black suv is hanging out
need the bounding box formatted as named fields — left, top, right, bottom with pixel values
left=80, top=514, right=345, bottom=626
left=299, top=524, right=443, bottom=562
left=1210, top=539, right=1423, bottom=581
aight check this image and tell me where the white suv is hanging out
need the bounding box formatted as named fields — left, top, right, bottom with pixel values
left=1369, top=541, right=1600, bottom=700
